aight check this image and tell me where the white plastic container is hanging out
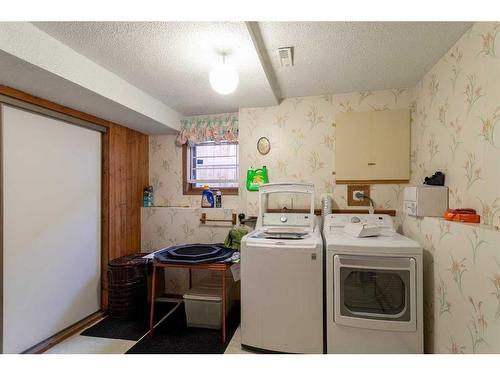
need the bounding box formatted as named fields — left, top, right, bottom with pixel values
left=183, top=274, right=234, bottom=329
left=404, top=186, right=448, bottom=217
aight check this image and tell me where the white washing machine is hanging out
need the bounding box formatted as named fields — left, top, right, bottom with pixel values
left=241, top=183, right=323, bottom=353
left=324, top=214, right=423, bottom=354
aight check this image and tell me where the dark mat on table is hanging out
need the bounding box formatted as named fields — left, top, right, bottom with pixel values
left=125, top=302, right=240, bottom=354
left=81, top=302, right=179, bottom=341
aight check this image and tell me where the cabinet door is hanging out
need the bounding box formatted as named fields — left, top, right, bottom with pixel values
left=335, top=111, right=371, bottom=181
left=369, top=109, right=410, bottom=181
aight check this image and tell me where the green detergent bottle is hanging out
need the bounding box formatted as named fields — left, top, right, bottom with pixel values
left=246, top=166, right=269, bottom=191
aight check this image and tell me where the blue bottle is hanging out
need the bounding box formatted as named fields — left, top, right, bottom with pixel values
left=201, top=186, right=214, bottom=208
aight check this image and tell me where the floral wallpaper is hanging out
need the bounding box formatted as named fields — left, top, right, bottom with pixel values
left=238, top=88, right=414, bottom=229
left=142, top=22, right=500, bottom=353
left=403, top=21, right=500, bottom=353
left=148, top=113, right=240, bottom=209
left=409, top=22, right=500, bottom=228
left=145, top=112, right=240, bottom=295
left=141, top=207, right=236, bottom=294
left=145, top=91, right=414, bottom=294
left=403, top=217, right=500, bottom=353
left=149, top=90, right=414, bottom=219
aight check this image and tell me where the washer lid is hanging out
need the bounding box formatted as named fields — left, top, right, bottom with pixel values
left=246, top=228, right=321, bottom=247
left=255, top=228, right=309, bottom=240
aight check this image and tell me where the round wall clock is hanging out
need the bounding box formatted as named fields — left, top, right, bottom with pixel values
left=257, top=137, right=271, bottom=155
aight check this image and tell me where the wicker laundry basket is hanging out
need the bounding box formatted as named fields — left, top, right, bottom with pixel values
left=107, top=253, right=151, bottom=319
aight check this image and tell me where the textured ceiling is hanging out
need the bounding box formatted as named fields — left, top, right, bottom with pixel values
left=258, top=22, right=473, bottom=97
left=32, top=21, right=276, bottom=116
left=31, top=21, right=472, bottom=116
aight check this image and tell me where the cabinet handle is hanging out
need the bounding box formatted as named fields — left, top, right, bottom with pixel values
left=368, top=162, right=376, bottom=166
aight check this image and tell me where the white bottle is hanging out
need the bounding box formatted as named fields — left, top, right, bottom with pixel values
left=215, top=190, right=222, bottom=208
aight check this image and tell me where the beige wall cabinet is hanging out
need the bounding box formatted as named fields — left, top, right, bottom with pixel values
left=335, top=109, right=410, bottom=183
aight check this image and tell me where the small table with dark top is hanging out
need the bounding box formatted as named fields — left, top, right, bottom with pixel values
left=149, top=260, right=233, bottom=343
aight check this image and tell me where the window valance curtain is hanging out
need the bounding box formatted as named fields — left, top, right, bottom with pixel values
left=175, top=115, right=238, bottom=146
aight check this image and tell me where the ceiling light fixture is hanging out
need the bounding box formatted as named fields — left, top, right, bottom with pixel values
left=209, top=53, right=239, bottom=95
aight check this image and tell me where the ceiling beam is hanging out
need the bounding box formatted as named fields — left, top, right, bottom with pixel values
left=245, top=21, right=281, bottom=105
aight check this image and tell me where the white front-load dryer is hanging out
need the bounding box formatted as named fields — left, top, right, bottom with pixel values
left=324, top=214, right=423, bottom=354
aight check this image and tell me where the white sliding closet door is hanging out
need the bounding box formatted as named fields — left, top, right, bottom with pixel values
left=1, top=105, right=101, bottom=353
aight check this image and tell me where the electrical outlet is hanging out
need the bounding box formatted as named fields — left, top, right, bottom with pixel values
left=347, top=185, right=370, bottom=206
left=353, top=190, right=364, bottom=201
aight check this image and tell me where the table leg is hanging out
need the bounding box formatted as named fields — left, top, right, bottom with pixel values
left=221, top=269, right=226, bottom=343
left=149, top=264, right=157, bottom=337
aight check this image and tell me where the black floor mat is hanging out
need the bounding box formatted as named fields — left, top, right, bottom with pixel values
left=81, top=302, right=179, bottom=341
left=126, top=302, right=240, bottom=354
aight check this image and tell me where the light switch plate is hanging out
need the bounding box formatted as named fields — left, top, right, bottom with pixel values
left=347, top=185, right=370, bottom=206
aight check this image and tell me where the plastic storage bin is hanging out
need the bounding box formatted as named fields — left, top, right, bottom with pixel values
left=183, top=273, right=234, bottom=329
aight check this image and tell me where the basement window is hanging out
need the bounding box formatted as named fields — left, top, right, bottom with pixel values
left=182, top=141, right=239, bottom=195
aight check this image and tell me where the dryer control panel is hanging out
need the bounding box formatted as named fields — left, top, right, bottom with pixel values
left=325, top=214, right=394, bottom=230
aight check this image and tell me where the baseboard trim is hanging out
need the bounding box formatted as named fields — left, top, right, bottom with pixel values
left=22, top=310, right=107, bottom=354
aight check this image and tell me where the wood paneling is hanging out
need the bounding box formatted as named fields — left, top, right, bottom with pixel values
left=102, top=124, right=148, bottom=309
left=336, top=179, right=409, bottom=185
left=0, top=85, right=149, bottom=310
left=107, top=124, right=148, bottom=259
left=0, top=85, right=111, bottom=128
left=267, top=208, right=397, bottom=217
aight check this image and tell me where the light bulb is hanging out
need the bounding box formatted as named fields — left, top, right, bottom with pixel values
left=209, top=62, right=239, bottom=95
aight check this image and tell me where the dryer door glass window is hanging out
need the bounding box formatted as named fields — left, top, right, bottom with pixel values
left=340, top=268, right=411, bottom=321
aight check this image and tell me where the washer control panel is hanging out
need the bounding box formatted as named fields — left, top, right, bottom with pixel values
left=263, top=213, right=311, bottom=227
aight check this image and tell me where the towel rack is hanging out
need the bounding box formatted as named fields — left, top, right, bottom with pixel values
left=200, top=213, right=237, bottom=226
